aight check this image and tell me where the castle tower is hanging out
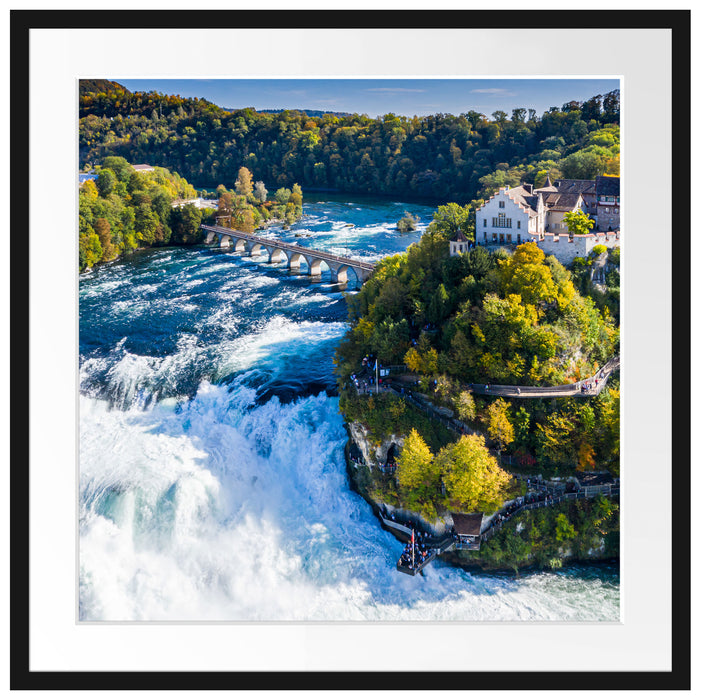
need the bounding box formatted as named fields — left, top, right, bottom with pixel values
left=449, top=228, right=470, bottom=256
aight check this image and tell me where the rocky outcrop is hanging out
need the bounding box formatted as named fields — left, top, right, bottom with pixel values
left=347, top=420, right=404, bottom=470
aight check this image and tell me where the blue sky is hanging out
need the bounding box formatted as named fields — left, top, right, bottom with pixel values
left=117, top=78, right=619, bottom=118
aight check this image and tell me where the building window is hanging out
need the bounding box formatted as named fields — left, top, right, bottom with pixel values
left=517, top=234, right=522, bottom=243
left=499, top=234, right=505, bottom=243
left=499, top=201, right=505, bottom=209
left=507, top=234, right=512, bottom=242
left=517, top=220, right=521, bottom=229
left=483, top=219, right=487, bottom=227
left=491, top=214, right=512, bottom=228
left=492, top=233, right=497, bottom=242
left=484, top=232, right=487, bottom=241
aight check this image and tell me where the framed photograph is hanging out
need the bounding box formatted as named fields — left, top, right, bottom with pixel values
left=10, top=6, right=690, bottom=692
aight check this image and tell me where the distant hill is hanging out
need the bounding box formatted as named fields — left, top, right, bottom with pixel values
left=246, top=108, right=355, bottom=118
left=79, top=79, right=130, bottom=95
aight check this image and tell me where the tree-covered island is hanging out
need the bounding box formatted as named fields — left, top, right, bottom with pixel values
left=335, top=212, right=620, bottom=573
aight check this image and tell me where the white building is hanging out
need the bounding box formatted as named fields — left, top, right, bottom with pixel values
left=475, top=176, right=620, bottom=264
left=171, top=197, right=219, bottom=210
left=449, top=228, right=470, bottom=256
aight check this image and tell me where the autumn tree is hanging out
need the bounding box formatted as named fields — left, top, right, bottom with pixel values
left=486, top=399, right=515, bottom=452
left=535, top=412, right=575, bottom=465
left=94, top=217, right=116, bottom=262
left=79, top=224, right=102, bottom=270
left=234, top=166, right=254, bottom=197
left=396, top=429, right=441, bottom=518
left=289, top=183, right=303, bottom=208
left=453, top=391, right=476, bottom=422
left=496, top=242, right=558, bottom=307
left=403, top=347, right=438, bottom=375
left=438, top=434, right=510, bottom=512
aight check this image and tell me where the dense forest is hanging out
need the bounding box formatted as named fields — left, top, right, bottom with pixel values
left=79, top=80, right=620, bottom=202
left=336, top=214, right=620, bottom=480
left=79, top=156, right=203, bottom=270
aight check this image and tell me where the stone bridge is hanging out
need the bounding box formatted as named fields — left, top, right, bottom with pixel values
left=201, top=224, right=375, bottom=287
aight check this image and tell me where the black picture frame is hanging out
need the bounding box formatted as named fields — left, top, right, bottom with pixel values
left=10, top=8, right=690, bottom=692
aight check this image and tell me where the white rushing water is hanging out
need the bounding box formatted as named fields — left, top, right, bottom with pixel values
left=80, top=383, right=618, bottom=622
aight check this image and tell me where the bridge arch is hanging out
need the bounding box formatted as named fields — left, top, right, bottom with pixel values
left=330, top=264, right=359, bottom=286
left=233, top=238, right=247, bottom=253
left=218, top=234, right=233, bottom=248
left=287, top=251, right=307, bottom=271
left=248, top=242, right=266, bottom=257
left=267, top=247, right=287, bottom=264
left=306, top=256, right=329, bottom=277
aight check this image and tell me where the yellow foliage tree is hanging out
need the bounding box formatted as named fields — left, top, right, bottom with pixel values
left=577, top=442, right=596, bottom=471
left=235, top=166, right=254, bottom=197
left=396, top=429, right=440, bottom=517
left=486, top=399, right=515, bottom=451
left=438, top=434, right=511, bottom=512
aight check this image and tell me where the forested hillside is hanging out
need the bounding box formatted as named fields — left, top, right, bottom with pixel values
left=79, top=81, right=619, bottom=201
left=79, top=156, right=204, bottom=270
left=336, top=212, right=620, bottom=476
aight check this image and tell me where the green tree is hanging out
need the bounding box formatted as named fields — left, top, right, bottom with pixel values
left=511, top=406, right=531, bottom=447
left=170, top=204, right=203, bottom=244
left=96, top=168, right=116, bottom=197
left=563, top=210, right=595, bottom=237
left=274, top=187, right=292, bottom=204
left=397, top=212, right=419, bottom=233
left=555, top=513, right=577, bottom=542
left=427, top=283, right=450, bottom=325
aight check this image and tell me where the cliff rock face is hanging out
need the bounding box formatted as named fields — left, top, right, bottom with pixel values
left=347, top=421, right=449, bottom=536
left=348, top=421, right=404, bottom=470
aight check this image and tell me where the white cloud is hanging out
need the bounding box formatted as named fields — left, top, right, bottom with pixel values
left=470, top=88, right=517, bottom=96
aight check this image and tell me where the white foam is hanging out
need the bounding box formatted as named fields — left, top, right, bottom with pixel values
left=79, top=385, right=619, bottom=621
